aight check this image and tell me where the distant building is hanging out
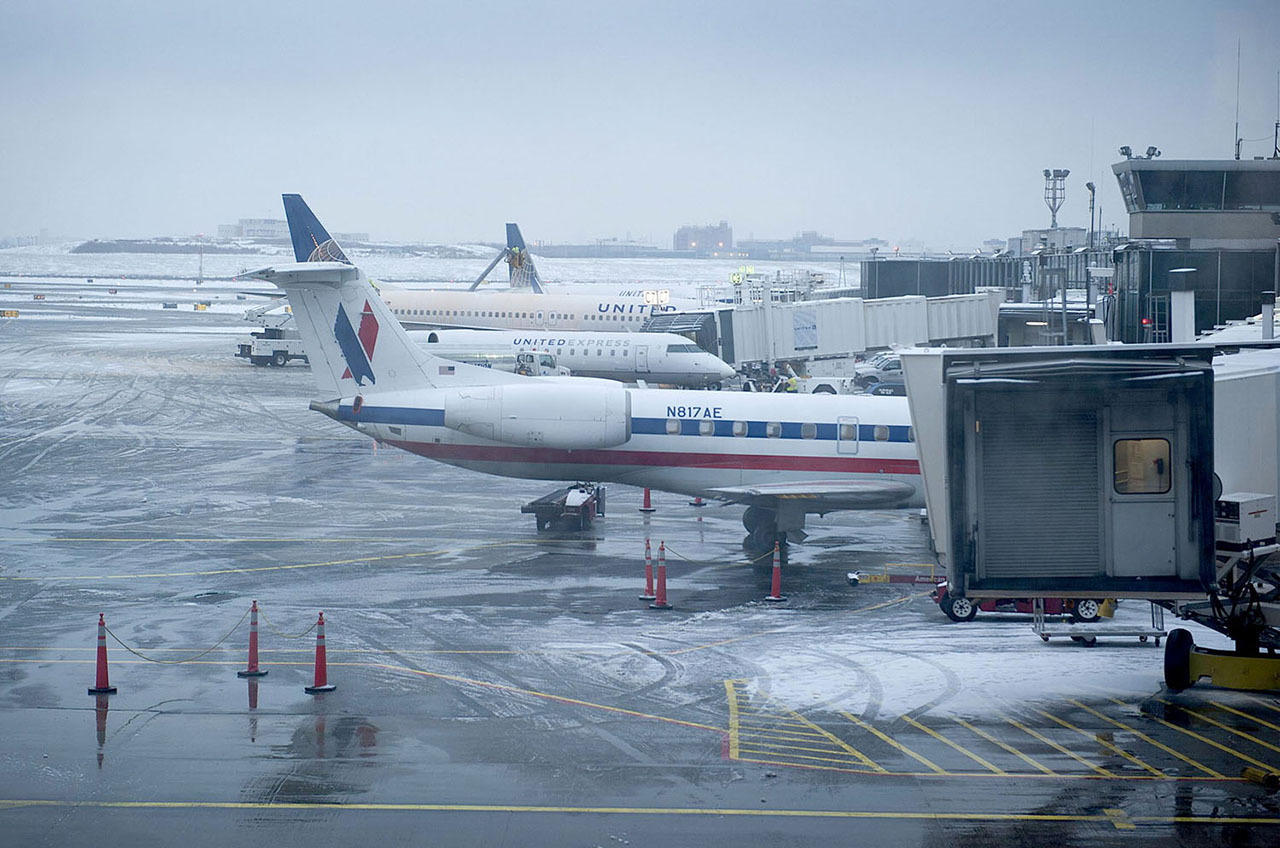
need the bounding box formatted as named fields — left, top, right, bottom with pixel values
left=217, top=218, right=367, bottom=242
left=1018, top=227, right=1088, bottom=256
left=674, top=221, right=732, bottom=253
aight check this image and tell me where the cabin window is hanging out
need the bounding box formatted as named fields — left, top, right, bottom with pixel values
left=1114, top=438, right=1171, bottom=494
left=839, top=423, right=857, bottom=440
left=598, top=349, right=603, bottom=356
left=699, top=420, right=715, bottom=436
left=568, top=349, right=574, bottom=356
left=907, top=426, right=915, bottom=442
left=732, top=421, right=748, bottom=437
left=874, top=425, right=890, bottom=441
left=801, top=423, right=817, bottom=440
left=610, top=349, right=616, bottom=356
left=766, top=422, right=782, bottom=438
left=666, top=419, right=681, bottom=435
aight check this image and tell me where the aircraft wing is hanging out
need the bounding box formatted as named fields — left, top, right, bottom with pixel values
left=707, top=479, right=917, bottom=510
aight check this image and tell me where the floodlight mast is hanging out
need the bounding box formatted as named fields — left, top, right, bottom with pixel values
left=1043, top=168, right=1069, bottom=229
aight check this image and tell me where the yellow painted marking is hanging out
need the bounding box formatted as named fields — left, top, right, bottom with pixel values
left=383, top=663, right=723, bottom=734
left=724, top=680, right=741, bottom=760
left=0, top=550, right=446, bottom=581
left=1033, top=709, right=1163, bottom=777
left=842, top=712, right=947, bottom=775
left=669, top=593, right=922, bottom=655
left=1210, top=700, right=1280, bottom=734
left=1104, top=808, right=1136, bottom=830
left=1108, top=698, right=1277, bottom=773
left=1067, top=700, right=1224, bottom=778
left=1158, top=698, right=1280, bottom=755
left=740, top=740, right=875, bottom=757
left=902, top=716, right=1005, bottom=774
left=1005, top=717, right=1115, bottom=777
left=953, top=718, right=1056, bottom=775
left=1, top=798, right=1277, bottom=825
left=735, top=748, right=890, bottom=767
left=1243, top=695, right=1280, bottom=715
left=738, top=729, right=831, bottom=743
left=725, top=683, right=883, bottom=772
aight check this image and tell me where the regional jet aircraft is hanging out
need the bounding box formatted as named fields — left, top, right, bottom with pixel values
left=283, top=195, right=697, bottom=333
left=264, top=196, right=922, bottom=547
left=408, top=329, right=736, bottom=388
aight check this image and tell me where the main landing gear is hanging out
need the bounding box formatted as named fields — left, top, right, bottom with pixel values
left=742, top=506, right=787, bottom=557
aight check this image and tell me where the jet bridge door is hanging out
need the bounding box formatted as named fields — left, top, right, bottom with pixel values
left=971, top=404, right=1104, bottom=580
left=1106, top=401, right=1181, bottom=577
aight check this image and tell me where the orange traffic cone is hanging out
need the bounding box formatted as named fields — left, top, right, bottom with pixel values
left=237, top=600, right=268, bottom=678
left=88, top=613, right=117, bottom=695
left=640, top=539, right=656, bottom=600
left=639, top=487, right=656, bottom=513
left=649, top=542, right=673, bottom=610
left=765, top=542, right=787, bottom=602
left=689, top=496, right=705, bottom=507
left=304, top=612, right=336, bottom=693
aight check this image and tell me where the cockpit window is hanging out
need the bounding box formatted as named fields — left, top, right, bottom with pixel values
left=666, top=344, right=702, bottom=354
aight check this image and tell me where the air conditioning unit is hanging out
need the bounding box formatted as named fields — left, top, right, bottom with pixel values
left=1214, top=492, right=1277, bottom=550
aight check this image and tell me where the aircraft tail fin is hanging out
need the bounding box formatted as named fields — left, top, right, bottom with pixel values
left=244, top=261, right=521, bottom=398
left=282, top=194, right=350, bottom=264
left=505, top=223, right=544, bottom=294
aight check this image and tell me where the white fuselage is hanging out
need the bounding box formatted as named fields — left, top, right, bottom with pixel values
left=336, top=387, right=923, bottom=506
left=380, top=288, right=696, bottom=333
left=407, top=329, right=736, bottom=387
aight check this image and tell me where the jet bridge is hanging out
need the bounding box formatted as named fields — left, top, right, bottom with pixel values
left=902, top=345, right=1216, bottom=600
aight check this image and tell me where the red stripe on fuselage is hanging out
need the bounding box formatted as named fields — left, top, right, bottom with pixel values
left=387, top=440, right=920, bottom=475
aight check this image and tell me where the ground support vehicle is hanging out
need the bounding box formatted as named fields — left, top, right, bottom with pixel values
left=932, top=583, right=1108, bottom=624
left=1162, top=541, right=1280, bottom=691
left=521, top=484, right=606, bottom=531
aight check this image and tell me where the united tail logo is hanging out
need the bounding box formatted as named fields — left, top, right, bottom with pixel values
left=334, top=300, right=379, bottom=385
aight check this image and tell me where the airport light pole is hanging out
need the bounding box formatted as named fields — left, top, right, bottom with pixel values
left=1086, top=182, right=1096, bottom=250
left=869, top=247, right=879, bottom=299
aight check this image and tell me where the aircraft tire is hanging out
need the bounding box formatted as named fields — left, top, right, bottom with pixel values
left=750, top=523, right=778, bottom=552
left=742, top=506, right=773, bottom=534
left=1164, top=628, right=1195, bottom=691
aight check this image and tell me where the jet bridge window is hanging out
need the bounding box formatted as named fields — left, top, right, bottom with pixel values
left=1114, top=438, right=1171, bottom=494
left=766, top=422, right=782, bottom=438
left=666, top=419, right=681, bottom=435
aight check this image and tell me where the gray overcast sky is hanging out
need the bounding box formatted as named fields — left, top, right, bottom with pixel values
left=2, top=1, right=1278, bottom=248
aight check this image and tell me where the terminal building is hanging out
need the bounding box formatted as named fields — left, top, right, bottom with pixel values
left=857, top=156, right=1280, bottom=344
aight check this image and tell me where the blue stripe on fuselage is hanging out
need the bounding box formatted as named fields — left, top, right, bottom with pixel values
left=337, top=406, right=910, bottom=442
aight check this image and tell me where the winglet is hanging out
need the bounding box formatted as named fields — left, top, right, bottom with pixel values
left=282, top=194, right=350, bottom=264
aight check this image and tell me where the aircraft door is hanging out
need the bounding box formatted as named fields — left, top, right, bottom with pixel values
left=636, top=345, right=650, bottom=373
left=837, top=416, right=859, bottom=454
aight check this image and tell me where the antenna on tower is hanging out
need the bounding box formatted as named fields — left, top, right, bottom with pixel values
left=1043, top=169, right=1069, bottom=229
left=1234, top=39, right=1242, bottom=160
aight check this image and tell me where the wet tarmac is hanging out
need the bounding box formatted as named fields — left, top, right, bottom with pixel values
left=2, top=283, right=1280, bottom=846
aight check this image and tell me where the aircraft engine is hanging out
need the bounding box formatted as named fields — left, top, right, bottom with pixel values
left=443, top=383, right=631, bottom=449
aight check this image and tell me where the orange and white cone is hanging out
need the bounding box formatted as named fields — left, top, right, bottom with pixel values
left=765, top=542, right=787, bottom=602
left=88, top=613, right=117, bottom=695
left=304, top=612, right=336, bottom=693
left=639, top=487, right=656, bottom=513
left=639, top=539, right=656, bottom=601
left=237, top=600, right=268, bottom=678
left=649, top=542, right=673, bottom=610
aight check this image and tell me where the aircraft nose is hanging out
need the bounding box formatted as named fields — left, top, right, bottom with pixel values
left=719, top=361, right=737, bottom=379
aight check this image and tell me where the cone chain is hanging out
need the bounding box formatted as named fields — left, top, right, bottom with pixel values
left=639, top=539, right=656, bottom=600
left=237, top=600, right=268, bottom=678
left=304, top=611, right=336, bottom=693
left=639, top=487, right=656, bottom=513
left=765, top=542, right=787, bottom=602
left=88, top=613, right=117, bottom=695
left=650, top=541, right=673, bottom=610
